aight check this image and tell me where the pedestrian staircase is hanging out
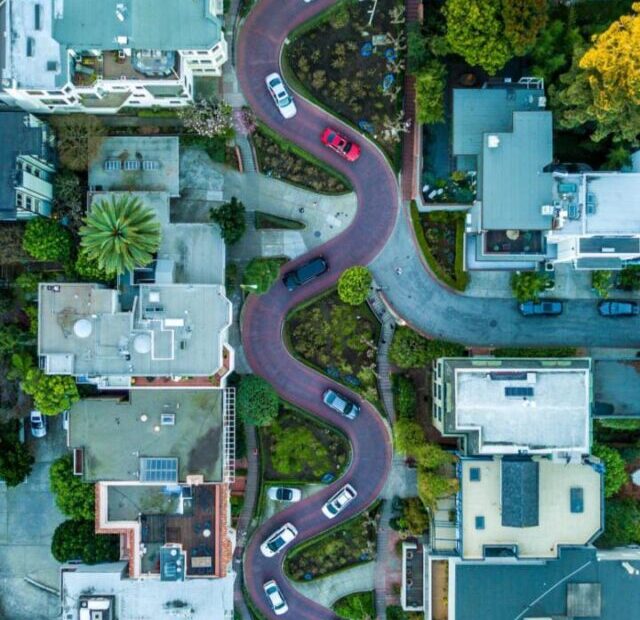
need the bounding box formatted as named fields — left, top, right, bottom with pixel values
left=235, top=134, right=257, bottom=173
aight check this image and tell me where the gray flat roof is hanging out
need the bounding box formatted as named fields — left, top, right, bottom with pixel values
left=89, top=137, right=180, bottom=197
left=53, top=0, right=222, bottom=51
left=452, top=87, right=546, bottom=156
left=586, top=174, right=640, bottom=235
left=69, top=389, right=224, bottom=482
left=594, top=359, right=640, bottom=416
left=454, top=547, right=640, bottom=620
left=38, top=282, right=231, bottom=377
left=481, top=111, right=554, bottom=230
left=61, top=563, right=234, bottom=620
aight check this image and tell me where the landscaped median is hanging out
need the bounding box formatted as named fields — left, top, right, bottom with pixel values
left=284, top=500, right=382, bottom=581
left=409, top=201, right=469, bottom=292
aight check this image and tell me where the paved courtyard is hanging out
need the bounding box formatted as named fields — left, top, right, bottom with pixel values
left=0, top=419, right=66, bottom=620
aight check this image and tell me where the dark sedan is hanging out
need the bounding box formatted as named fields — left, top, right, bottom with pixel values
left=598, top=300, right=639, bottom=317
left=518, top=300, right=563, bottom=316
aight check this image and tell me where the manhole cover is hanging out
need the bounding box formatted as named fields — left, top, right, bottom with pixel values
left=314, top=231, right=321, bottom=237
left=489, top=319, right=497, bottom=327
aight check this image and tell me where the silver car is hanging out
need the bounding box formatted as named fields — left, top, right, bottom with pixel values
left=260, top=523, right=298, bottom=558
left=322, top=484, right=357, bottom=519
left=323, top=389, right=360, bottom=419
left=29, top=410, right=47, bottom=438
left=265, top=72, right=297, bottom=119
left=263, top=580, right=288, bottom=615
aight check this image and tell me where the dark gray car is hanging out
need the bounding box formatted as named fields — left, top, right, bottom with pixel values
left=518, top=300, right=563, bottom=316
left=598, top=300, right=639, bottom=317
left=283, top=256, right=328, bottom=291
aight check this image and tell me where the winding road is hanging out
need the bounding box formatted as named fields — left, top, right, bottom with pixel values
left=236, top=0, right=640, bottom=618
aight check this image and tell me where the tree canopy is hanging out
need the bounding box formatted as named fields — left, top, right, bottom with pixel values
left=21, top=368, right=80, bottom=416
left=0, top=421, right=34, bottom=487
left=50, top=455, right=95, bottom=520
left=80, top=195, right=162, bottom=276
left=210, top=197, right=247, bottom=245
left=242, top=257, right=286, bottom=295
left=236, top=374, right=279, bottom=426
left=337, top=266, right=372, bottom=306
left=51, top=520, right=120, bottom=564
left=503, top=0, right=548, bottom=56
left=22, top=218, right=72, bottom=263
left=51, top=115, right=106, bottom=171
left=510, top=271, right=551, bottom=303
left=593, top=443, right=628, bottom=498
left=389, top=327, right=464, bottom=369
left=415, top=61, right=447, bottom=125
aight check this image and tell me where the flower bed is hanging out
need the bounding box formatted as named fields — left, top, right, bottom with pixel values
left=286, top=290, right=380, bottom=402
left=285, top=501, right=381, bottom=581
left=259, top=405, right=350, bottom=483
left=285, top=0, right=406, bottom=160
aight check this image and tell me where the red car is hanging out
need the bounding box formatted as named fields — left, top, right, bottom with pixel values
left=321, top=127, right=361, bottom=162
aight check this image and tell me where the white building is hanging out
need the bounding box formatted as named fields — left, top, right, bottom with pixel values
left=0, top=0, right=227, bottom=114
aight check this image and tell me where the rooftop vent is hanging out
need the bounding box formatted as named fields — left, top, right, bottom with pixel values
left=161, top=413, right=175, bottom=426
left=73, top=318, right=93, bottom=339
left=115, top=3, right=127, bottom=21
left=487, top=135, right=500, bottom=149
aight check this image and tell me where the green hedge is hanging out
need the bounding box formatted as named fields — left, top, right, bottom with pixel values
left=409, top=201, right=468, bottom=291
left=255, top=121, right=352, bottom=194
left=492, top=347, right=578, bottom=358
left=254, top=212, right=305, bottom=230
left=392, top=374, right=417, bottom=419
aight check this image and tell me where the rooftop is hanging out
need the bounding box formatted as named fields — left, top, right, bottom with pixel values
left=594, top=359, right=640, bottom=417
left=38, top=281, right=231, bottom=379
left=454, top=546, right=640, bottom=620
left=69, top=389, right=224, bottom=482
left=61, top=561, right=234, bottom=620
left=53, top=0, right=222, bottom=51
left=460, top=457, right=602, bottom=560
left=88, top=137, right=180, bottom=197
left=448, top=358, right=591, bottom=455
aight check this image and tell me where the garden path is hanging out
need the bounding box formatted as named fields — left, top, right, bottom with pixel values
left=291, top=562, right=376, bottom=610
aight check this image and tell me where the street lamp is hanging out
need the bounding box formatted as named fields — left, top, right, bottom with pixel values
left=240, top=283, right=259, bottom=291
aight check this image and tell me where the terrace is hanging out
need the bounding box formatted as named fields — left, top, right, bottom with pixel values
left=484, top=230, right=544, bottom=255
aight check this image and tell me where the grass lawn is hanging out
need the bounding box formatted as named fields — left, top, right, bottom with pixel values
left=285, top=0, right=405, bottom=160
left=253, top=126, right=350, bottom=194
left=411, top=204, right=468, bottom=291
left=285, top=501, right=381, bottom=581
left=259, top=404, right=350, bottom=482
left=332, top=591, right=376, bottom=620
left=180, top=135, right=228, bottom=164
left=286, top=290, right=380, bottom=402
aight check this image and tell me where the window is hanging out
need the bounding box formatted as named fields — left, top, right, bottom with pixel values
left=475, top=516, right=485, bottom=530
left=15, top=193, right=24, bottom=207
left=26, top=38, right=35, bottom=57
left=469, top=467, right=481, bottom=482
left=139, top=457, right=178, bottom=482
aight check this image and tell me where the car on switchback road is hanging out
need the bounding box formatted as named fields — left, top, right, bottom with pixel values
left=265, top=72, right=297, bottom=119
left=321, top=127, right=361, bottom=162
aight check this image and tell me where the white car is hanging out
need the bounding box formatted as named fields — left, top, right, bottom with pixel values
left=321, top=484, right=357, bottom=519
left=260, top=523, right=298, bottom=558
left=265, top=73, right=297, bottom=119
left=263, top=580, right=288, bottom=615
left=267, top=487, right=302, bottom=503
left=29, top=410, right=47, bottom=438
left=62, top=410, right=69, bottom=431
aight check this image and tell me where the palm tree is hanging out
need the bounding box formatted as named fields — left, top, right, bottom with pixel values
left=79, top=195, right=161, bottom=275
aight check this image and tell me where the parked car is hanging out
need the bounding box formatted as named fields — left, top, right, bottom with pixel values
left=321, top=127, right=361, bottom=162
left=323, top=389, right=360, bottom=420
left=265, top=73, right=297, bottom=119
left=263, top=580, right=288, bottom=616
left=282, top=256, right=328, bottom=291
left=267, top=487, right=302, bottom=503
left=260, top=523, right=298, bottom=557
left=29, top=410, right=47, bottom=438
left=62, top=409, right=69, bottom=431
left=518, top=300, right=563, bottom=316
left=598, top=300, right=639, bottom=317
left=322, top=483, right=357, bottom=519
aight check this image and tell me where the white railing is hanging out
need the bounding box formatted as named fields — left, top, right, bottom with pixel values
left=223, top=387, right=236, bottom=483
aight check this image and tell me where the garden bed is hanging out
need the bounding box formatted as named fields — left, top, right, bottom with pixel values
left=180, top=134, right=228, bottom=164
left=259, top=404, right=350, bottom=483
left=410, top=203, right=468, bottom=291
left=332, top=591, right=376, bottom=620
left=253, top=125, right=350, bottom=194
left=284, top=0, right=405, bottom=161
left=286, top=290, right=380, bottom=402
left=285, top=501, right=381, bottom=581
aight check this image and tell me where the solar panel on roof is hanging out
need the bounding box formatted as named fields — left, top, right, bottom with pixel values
left=124, top=159, right=141, bottom=170
left=139, top=457, right=178, bottom=482
left=504, top=386, right=534, bottom=398
left=142, top=160, right=161, bottom=170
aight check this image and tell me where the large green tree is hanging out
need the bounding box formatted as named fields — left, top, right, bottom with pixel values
left=242, top=257, right=286, bottom=294
left=442, top=0, right=512, bottom=74
left=50, top=455, right=95, bottom=520
left=21, top=368, right=80, bottom=416
left=337, top=266, right=372, bottom=306
left=593, top=443, right=628, bottom=498
left=236, top=374, right=279, bottom=426
left=51, top=520, right=120, bottom=564
left=80, top=195, right=161, bottom=276
left=502, top=0, right=548, bottom=56
left=0, top=421, right=34, bottom=487
left=210, top=197, right=246, bottom=245
left=22, top=217, right=73, bottom=263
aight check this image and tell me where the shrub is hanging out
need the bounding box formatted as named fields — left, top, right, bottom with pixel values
left=598, top=419, right=640, bottom=431
left=393, top=419, right=425, bottom=455
left=415, top=61, right=446, bottom=124
left=51, top=520, right=120, bottom=564
left=270, top=423, right=330, bottom=477
left=75, top=249, right=113, bottom=282
left=333, top=591, right=375, bottom=620
left=592, top=270, right=613, bottom=298
left=592, top=443, right=628, bottom=498
left=54, top=170, right=85, bottom=232
left=0, top=223, right=30, bottom=265
left=492, top=346, right=576, bottom=358
left=510, top=271, right=551, bottom=303
left=414, top=443, right=453, bottom=470
left=210, top=197, right=247, bottom=245
left=597, top=499, right=640, bottom=548
left=417, top=468, right=459, bottom=511
left=402, top=497, right=430, bottom=535
left=242, top=257, right=286, bottom=295
left=51, top=115, right=106, bottom=171
left=330, top=4, right=350, bottom=29
left=49, top=455, right=95, bottom=520
left=179, top=99, right=234, bottom=140
left=22, top=218, right=72, bottom=263
left=389, top=327, right=464, bottom=369
left=393, top=374, right=417, bottom=419
left=237, top=375, right=279, bottom=426
left=618, top=265, right=640, bottom=291
left=0, top=420, right=34, bottom=487
left=338, top=266, right=372, bottom=306
left=20, top=368, right=80, bottom=416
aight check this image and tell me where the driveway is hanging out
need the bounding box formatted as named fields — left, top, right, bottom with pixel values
left=0, top=418, right=66, bottom=620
